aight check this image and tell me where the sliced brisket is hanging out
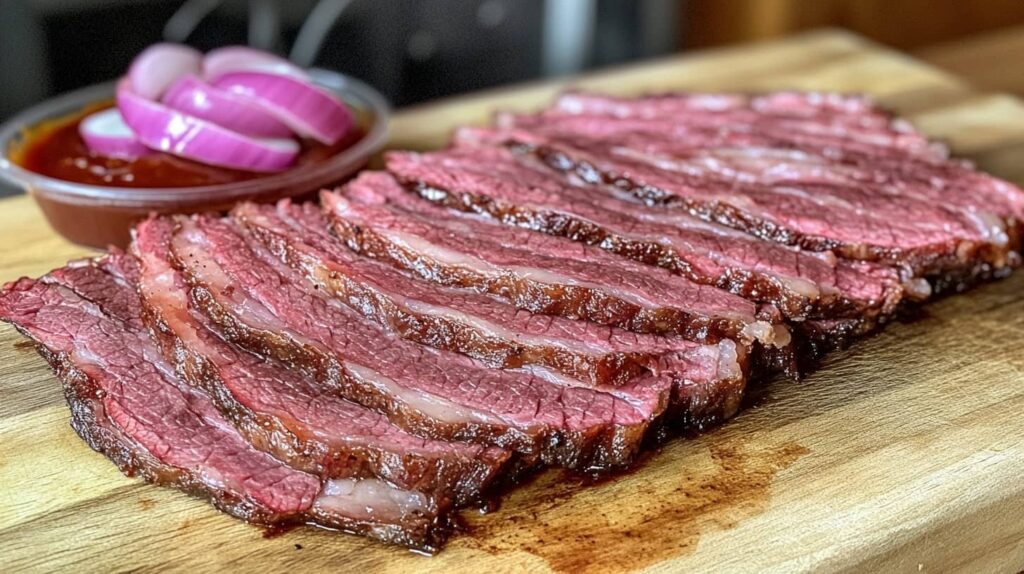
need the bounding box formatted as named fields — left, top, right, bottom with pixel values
left=459, top=113, right=1019, bottom=281
left=132, top=218, right=512, bottom=507
left=0, top=259, right=450, bottom=552
left=8, top=89, right=1019, bottom=555
left=169, top=214, right=672, bottom=469
left=547, top=92, right=950, bottom=162
left=322, top=172, right=789, bottom=351
left=385, top=145, right=909, bottom=323
left=550, top=92, right=1024, bottom=225
left=234, top=199, right=745, bottom=391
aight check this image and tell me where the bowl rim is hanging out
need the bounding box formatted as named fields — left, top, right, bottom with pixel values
left=0, top=68, right=391, bottom=206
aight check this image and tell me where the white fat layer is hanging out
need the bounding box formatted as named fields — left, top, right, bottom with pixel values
left=614, top=145, right=839, bottom=186
left=777, top=275, right=821, bottom=299
left=738, top=320, right=790, bottom=348
left=512, top=260, right=755, bottom=325
left=773, top=324, right=792, bottom=347
left=523, top=365, right=652, bottom=413
left=199, top=467, right=227, bottom=492
left=383, top=225, right=668, bottom=310
left=382, top=229, right=500, bottom=273
left=693, top=146, right=864, bottom=185
left=315, top=478, right=432, bottom=522
left=507, top=265, right=659, bottom=309
left=715, top=339, right=742, bottom=382
left=902, top=277, right=932, bottom=300
left=768, top=184, right=859, bottom=212
left=345, top=363, right=500, bottom=426
left=556, top=93, right=745, bottom=116
left=962, top=209, right=1009, bottom=247
left=173, top=227, right=301, bottom=341
left=402, top=297, right=610, bottom=355
left=524, top=364, right=592, bottom=390
left=138, top=247, right=206, bottom=349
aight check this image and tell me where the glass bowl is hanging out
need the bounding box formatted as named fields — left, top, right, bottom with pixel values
left=0, top=69, right=390, bottom=249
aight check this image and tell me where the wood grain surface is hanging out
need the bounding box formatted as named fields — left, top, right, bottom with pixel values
left=3, top=30, right=1024, bottom=573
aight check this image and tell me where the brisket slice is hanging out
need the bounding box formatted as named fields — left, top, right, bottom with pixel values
left=551, top=91, right=892, bottom=115
left=234, top=200, right=745, bottom=391
left=0, top=260, right=450, bottom=552
left=321, top=172, right=789, bottom=352
left=458, top=122, right=1018, bottom=282
left=548, top=92, right=949, bottom=162
left=550, top=92, right=1024, bottom=225
left=169, top=215, right=672, bottom=470
left=385, top=145, right=910, bottom=323
left=132, top=218, right=511, bottom=507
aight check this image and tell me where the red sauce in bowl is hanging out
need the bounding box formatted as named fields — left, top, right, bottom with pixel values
left=15, top=104, right=364, bottom=188
left=5, top=97, right=378, bottom=250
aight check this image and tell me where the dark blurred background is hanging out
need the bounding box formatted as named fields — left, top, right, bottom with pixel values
left=2, top=0, right=1024, bottom=195
left=5, top=0, right=1024, bottom=122
left=0, top=0, right=684, bottom=121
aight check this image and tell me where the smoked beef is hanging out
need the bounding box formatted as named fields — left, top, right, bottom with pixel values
left=4, top=90, right=1022, bottom=553
left=322, top=172, right=790, bottom=349
left=133, top=218, right=513, bottom=507
left=456, top=93, right=1022, bottom=285
left=385, top=145, right=910, bottom=325
left=0, top=257, right=451, bottom=552
left=234, top=199, right=746, bottom=390
left=169, top=214, right=673, bottom=469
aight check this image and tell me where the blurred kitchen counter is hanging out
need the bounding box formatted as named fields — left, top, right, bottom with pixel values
left=917, top=24, right=1024, bottom=97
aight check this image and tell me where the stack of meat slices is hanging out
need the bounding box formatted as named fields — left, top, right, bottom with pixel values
left=2, top=91, right=1022, bottom=553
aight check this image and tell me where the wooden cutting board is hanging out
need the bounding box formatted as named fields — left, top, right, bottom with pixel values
left=3, top=30, right=1024, bottom=573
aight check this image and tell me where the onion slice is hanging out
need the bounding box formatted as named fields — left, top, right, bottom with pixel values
left=116, top=80, right=299, bottom=172
left=79, top=108, right=151, bottom=160
left=161, top=74, right=293, bottom=139
left=129, top=43, right=202, bottom=100
left=213, top=71, right=352, bottom=145
left=202, top=46, right=307, bottom=81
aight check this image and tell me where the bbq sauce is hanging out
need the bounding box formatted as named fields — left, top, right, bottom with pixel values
left=12, top=104, right=365, bottom=188
left=8, top=103, right=369, bottom=249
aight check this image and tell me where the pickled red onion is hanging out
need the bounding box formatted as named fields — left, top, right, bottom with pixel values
left=86, top=43, right=354, bottom=170
left=78, top=108, right=152, bottom=160
left=161, top=74, right=293, bottom=139
left=214, top=71, right=352, bottom=145
left=128, top=43, right=202, bottom=100
left=202, top=46, right=308, bottom=81
left=116, top=80, right=299, bottom=172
